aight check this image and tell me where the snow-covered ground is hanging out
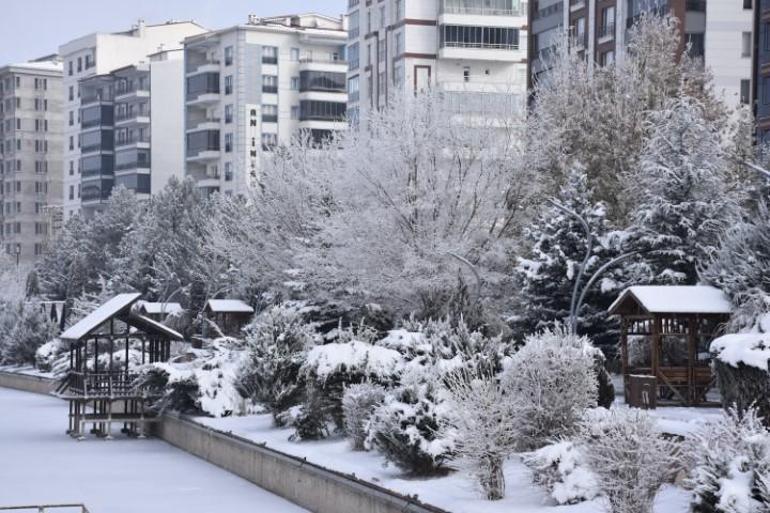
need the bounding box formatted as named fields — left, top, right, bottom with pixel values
left=0, top=388, right=307, bottom=513
left=197, top=413, right=691, bottom=513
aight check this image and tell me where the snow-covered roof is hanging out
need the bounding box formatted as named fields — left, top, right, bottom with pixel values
left=608, top=286, right=732, bottom=315
left=138, top=301, right=184, bottom=315
left=205, top=299, right=254, bottom=314
left=60, top=293, right=142, bottom=341
left=125, top=312, right=184, bottom=341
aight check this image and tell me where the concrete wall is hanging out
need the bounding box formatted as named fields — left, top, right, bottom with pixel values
left=156, top=414, right=448, bottom=513
left=0, top=370, right=56, bottom=395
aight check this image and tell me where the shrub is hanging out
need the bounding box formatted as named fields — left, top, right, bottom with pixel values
left=686, top=407, right=770, bottom=513
left=366, top=373, right=454, bottom=476
left=342, top=383, right=386, bottom=450
left=522, top=440, right=600, bottom=505
left=502, top=327, right=598, bottom=450
left=581, top=408, right=683, bottom=513
left=0, top=301, right=59, bottom=366
left=236, top=305, right=316, bottom=424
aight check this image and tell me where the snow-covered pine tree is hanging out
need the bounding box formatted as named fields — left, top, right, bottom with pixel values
left=626, top=95, right=740, bottom=285
left=513, top=165, right=622, bottom=350
left=0, top=301, right=59, bottom=366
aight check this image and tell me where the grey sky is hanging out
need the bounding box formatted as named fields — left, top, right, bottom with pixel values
left=1, top=0, right=345, bottom=65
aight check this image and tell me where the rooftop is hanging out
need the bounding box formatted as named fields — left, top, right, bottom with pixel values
left=608, top=285, right=733, bottom=315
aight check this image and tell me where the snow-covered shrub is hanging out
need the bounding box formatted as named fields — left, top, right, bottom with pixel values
left=0, top=301, right=59, bottom=366
left=236, top=305, right=316, bottom=424
left=440, top=371, right=518, bottom=500
left=581, top=408, right=683, bottom=513
left=523, top=440, right=600, bottom=505
left=686, top=407, right=770, bottom=513
left=287, top=388, right=334, bottom=441
left=711, top=326, right=770, bottom=426
left=299, top=338, right=402, bottom=437
left=366, top=372, right=455, bottom=476
left=35, top=338, right=69, bottom=374
left=342, top=383, right=386, bottom=450
left=502, top=327, right=598, bottom=450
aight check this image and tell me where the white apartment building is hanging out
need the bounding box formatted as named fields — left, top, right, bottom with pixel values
left=183, top=14, right=348, bottom=196
left=59, top=20, right=207, bottom=218
left=0, top=56, right=63, bottom=263
left=346, top=0, right=528, bottom=121
left=705, top=1, right=753, bottom=111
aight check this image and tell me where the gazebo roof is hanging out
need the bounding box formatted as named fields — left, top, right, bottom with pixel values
left=60, top=293, right=184, bottom=342
left=608, top=286, right=732, bottom=316
left=205, top=299, right=254, bottom=314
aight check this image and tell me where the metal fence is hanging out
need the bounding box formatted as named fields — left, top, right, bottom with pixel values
left=0, top=505, right=90, bottom=513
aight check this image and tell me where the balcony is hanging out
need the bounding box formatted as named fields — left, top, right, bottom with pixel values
left=114, top=86, right=150, bottom=101
left=186, top=117, right=221, bottom=132
left=115, top=111, right=150, bottom=127
left=186, top=60, right=221, bottom=76
left=186, top=72, right=221, bottom=105
left=439, top=0, right=525, bottom=16
left=115, top=136, right=150, bottom=149
left=262, top=85, right=278, bottom=94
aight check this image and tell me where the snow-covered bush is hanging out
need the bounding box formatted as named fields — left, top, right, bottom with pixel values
left=342, top=383, right=386, bottom=450
left=523, top=440, right=600, bottom=505
left=0, top=301, right=59, bottom=366
left=35, top=338, right=70, bottom=375
left=440, top=371, right=518, bottom=500
left=502, top=327, right=598, bottom=450
left=236, top=305, right=316, bottom=424
left=711, top=325, right=770, bottom=426
left=686, top=407, right=770, bottom=513
left=581, top=408, right=683, bottom=513
left=366, top=372, right=455, bottom=476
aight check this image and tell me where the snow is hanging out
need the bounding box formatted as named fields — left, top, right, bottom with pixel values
left=59, top=293, right=142, bottom=341
left=205, top=299, right=254, bottom=314
left=138, top=302, right=184, bottom=315
left=711, top=332, right=770, bottom=371
left=303, top=340, right=403, bottom=380
left=0, top=387, right=307, bottom=513
left=197, top=413, right=692, bottom=513
left=609, top=286, right=732, bottom=315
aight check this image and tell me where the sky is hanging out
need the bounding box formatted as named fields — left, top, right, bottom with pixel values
left=1, top=0, right=345, bottom=65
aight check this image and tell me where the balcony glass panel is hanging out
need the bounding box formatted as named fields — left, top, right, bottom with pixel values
left=186, top=73, right=220, bottom=101
left=299, top=71, right=346, bottom=93
left=299, top=100, right=347, bottom=122
left=186, top=129, right=221, bottom=157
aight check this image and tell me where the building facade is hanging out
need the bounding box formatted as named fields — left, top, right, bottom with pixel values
left=705, top=1, right=753, bottom=111
left=347, top=0, right=529, bottom=121
left=0, top=56, right=63, bottom=264
left=59, top=20, right=207, bottom=218
left=753, top=0, right=770, bottom=140
left=183, top=14, right=347, bottom=196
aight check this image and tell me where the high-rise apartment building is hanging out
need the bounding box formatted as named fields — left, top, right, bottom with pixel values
left=752, top=0, right=770, bottom=140
left=705, top=1, right=753, bottom=111
left=0, top=56, right=63, bottom=264
left=59, top=20, right=207, bottom=218
left=183, top=14, right=348, bottom=196
left=346, top=0, right=529, bottom=121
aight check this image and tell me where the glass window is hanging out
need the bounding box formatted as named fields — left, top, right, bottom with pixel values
left=224, top=46, right=234, bottom=66
left=225, top=104, right=233, bottom=124
left=742, top=32, right=752, bottom=57
left=262, top=46, right=278, bottom=64
left=290, top=47, right=300, bottom=61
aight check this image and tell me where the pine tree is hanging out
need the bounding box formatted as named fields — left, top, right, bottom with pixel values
left=627, top=96, right=741, bottom=285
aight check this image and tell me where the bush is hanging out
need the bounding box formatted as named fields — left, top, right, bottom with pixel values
left=502, top=327, right=598, bottom=450
left=342, top=383, right=386, bottom=450
left=0, top=301, right=59, bottom=366
left=581, top=408, right=683, bottom=513
left=35, top=338, right=69, bottom=374
left=522, top=440, right=600, bottom=505
left=236, top=305, right=316, bottom=424
left=686, top=407, right=770, bottom=513
left=366, top=374, right=454, bottom=476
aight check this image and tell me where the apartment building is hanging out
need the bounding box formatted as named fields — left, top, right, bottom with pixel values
left=530, top=0, right=697, bottom=82
left=705, top=1, right=753, bottom=111
left=0, top=56, right=63, bottom=264
left=59, top=20, right=207, bottom=218
left=753, top=0, right=770, bottom=141
left=183, top=13, right=347, bottom=196
left=346, top=0, right=529, bottom=121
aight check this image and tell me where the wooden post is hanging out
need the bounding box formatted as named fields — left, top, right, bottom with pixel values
left=651, top=315, right=661, bottom=401
left=620, top=318, right=629, bottom=399
left=687, top=315, right=697, bottom=405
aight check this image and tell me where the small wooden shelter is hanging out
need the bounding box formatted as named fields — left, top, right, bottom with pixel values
left=609, top=286, right=731, bottom=406
left=137, top=301, right=184, bottom=322
left=57, top=293, right=184, bottom=439
left=202, top=299, right=254, bottom=337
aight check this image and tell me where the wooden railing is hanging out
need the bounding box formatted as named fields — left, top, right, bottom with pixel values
left=67, top=372, right=138, bottom=397
left=0, top=505, right=90, bottom=513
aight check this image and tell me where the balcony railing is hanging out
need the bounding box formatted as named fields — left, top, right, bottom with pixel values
left=440, top=3, right=524, bottom=16
left=185, top=60, right=221, bottom=74
left=441, top=42, right=519, bottom=50
left=115, top=86, right=149, bottom=97
left=299, top=57, right=347, bottom=65
left=0, top=504, right=91, bottom=513
left=115, top=111, right=149, bottom=123
left=115, top=136, right=150, bottom=148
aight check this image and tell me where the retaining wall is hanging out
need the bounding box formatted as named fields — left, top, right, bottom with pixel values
left=0, top=370, right=55, bottom=395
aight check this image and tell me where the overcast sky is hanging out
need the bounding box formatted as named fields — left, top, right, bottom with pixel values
left=1, top=0, right=345, bottom=65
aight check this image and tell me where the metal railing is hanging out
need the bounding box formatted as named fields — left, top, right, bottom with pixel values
left=441, top=42, right=519, bottom=50
left=68, top=372, right=138, bottom=397
left=440, top=5, right=524, bottom=16
left=0, top=505, right=90, bottom=513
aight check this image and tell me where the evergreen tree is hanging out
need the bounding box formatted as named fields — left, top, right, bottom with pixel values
left=627, top=96, right=741, bottom=285
left=513, top=165, right=622, bottom=349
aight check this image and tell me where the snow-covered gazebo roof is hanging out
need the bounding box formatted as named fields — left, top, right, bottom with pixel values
left=137, top=301, right=184, bottom=316
left=204, top=299, right=254, bottom=314
left=608, top=285, right=732, bottom=316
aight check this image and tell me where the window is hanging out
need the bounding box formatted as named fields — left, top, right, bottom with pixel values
left=299, top=100, right=346, bottom=121
left=299, top=71, right=346, bottom=92
left=262, top=46, right=278, bottom=64
left=743, top=32, right=752, bottom=58
left=224, top=46, right=234, bottom=66
left=348, top=76, right=360, bottom=102
left=291, top=76, right=300, bottom=90
left=224, top=75, right=233, bottom=95
left=77, top=57, right=82, bottom=72
left=261, top=133, right=278, bottom=150
left=440, top=25, right=520, bottom=50
left=68, top=61, right=73, bottom=76
left=291, top=106, right=299, bottom=119
left=262, top=104, right=278, bottom=123
left=224, top=133, right=233, bottom=152
left=380, top=6, right=386, bottom=27
left=262, top=75, right=278, bottom=93
left=224, top=162, right=233, bottom=181
left=290, top=47, right=300, bottom=61
left=744, top=0, right=752, bottom=9
left=367, top=10, right=372, bottom=32
left=348, top=42, right=360, bottom=70
left=394, top=32, right=404, bottom=55
left=225, top=104, right=233, bottom=123
left=69, top=185, right=74, bottom=200
left=349, top=10, right=360, bottom=39
left=740, top=79, right=751, bottom=105
left=764, top=23, right=770, bottom=52
left=69, top=111, right=74, bottom=126
left=600, top=7, right=615, bottom=38
left=599, top=50, right=615, bottom=66
left=69, top=86, right=74, bottom=101
left=395, top=0, right=404, bottom=19
left=763, top=76, right=770, bottom=105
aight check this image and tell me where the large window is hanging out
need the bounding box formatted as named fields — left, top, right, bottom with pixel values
left=299, top=71, right=346, bottom=92
left=349, top=43, right=360, bottom=71
left=186, top=72, right=220, bottom=101
left=440, top=25, right=520, bottom=50
left=186, top=130, right=220, bottom=157
left=349, top=10, right=360, bottom=39
left=80, top=105, right=113, bottom=129
left=600, top=6, right=615, bottom=38
left=80, top=129, right=113, bottom=153
left=262, top=75, right=278, bottom=94
left=262, top=46, right=278, bottom=65
left=80, top=155, right=114, bottom=178
left=348, top=76, right=360, bottom=102
left=299, top=100, right=346, bottom=121
left=262, top=104, right=278, bottom=123
left=115, top=173, right=150, bottom=194
left=115, top=148, right=150, bottom=171
left=440, top=0, right=521, bottom=15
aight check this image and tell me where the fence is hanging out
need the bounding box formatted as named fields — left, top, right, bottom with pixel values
left=0, top=505, right=89, bottom=513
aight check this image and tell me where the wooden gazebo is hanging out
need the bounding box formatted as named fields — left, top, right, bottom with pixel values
left=609, top=286, right=731, bottom=407
left=56, top=293, right=184, bottom=439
